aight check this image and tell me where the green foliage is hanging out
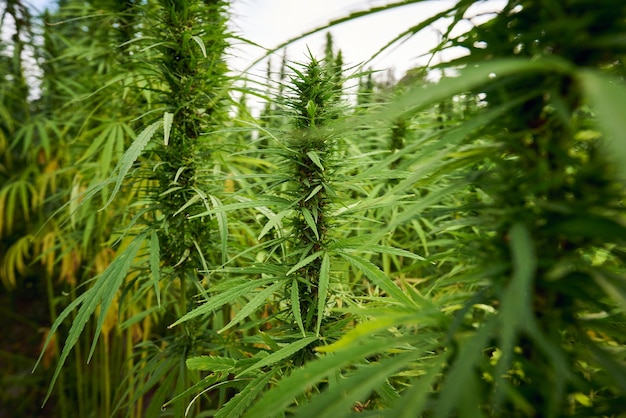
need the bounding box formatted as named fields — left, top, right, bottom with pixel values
left=2, top=0, right=626, bottom=417
left=35, top=234, right=146, bottom=404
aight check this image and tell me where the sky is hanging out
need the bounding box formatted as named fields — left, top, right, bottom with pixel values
left=10, top=0, right=504, bottom=105
left=20, top=0, right=503, bottom=76
left=228, top=0, right=504, bottom=81
left=225, top=0, right=505, bottom=111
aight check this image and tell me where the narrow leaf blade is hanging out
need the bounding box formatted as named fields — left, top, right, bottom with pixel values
left=315, top=254, right=330, bottom=336
left=101, top=120, right=161, bottom=210
left=237, top=336, right=317, bottom=377
left=339, top=252, right=415, bottom=306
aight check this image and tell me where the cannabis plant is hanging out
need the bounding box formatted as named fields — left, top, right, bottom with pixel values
left=5, top=0, right=625, bottom=417
left=242, top=1, right=626, bottom=417
left=29, top=0, right=236, bottom=416
left=172, top=51, right=354, bottom=416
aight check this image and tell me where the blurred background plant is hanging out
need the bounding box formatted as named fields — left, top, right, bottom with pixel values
left=1, top=0, right=625, bottom=417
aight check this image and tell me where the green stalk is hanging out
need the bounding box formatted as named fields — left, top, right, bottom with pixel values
left=44, top=271, right=68, bottom=418
left=126, top=307, right=138, bottom=418
left=102, top=334, right=111, bottom=418
left=283, top=54, right=344, bottom=337
left=69, top=284, right=85, bottom=418
left=121, top=0, right=233, bottom=413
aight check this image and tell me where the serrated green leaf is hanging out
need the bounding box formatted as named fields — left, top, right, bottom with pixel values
left=300, top=207, right=319, bottom=240
left=258, top=331, right=281, bottom=352
left=286, top=250, right=324, bottom=276
left=258, top=209, right=289, bottom=240
left=242, top=335, right=417, bottom=418
left=168, top=278, right=275, bottom=328
left=339, top=252, right=415, bottom=307
left=163, top=372, right=228, bottom=410
left=172, top=193, right=202, bottom=217
left=237, top=336, right=317, bottom=377
left=318, top=308, right=444, bottom=353
left=306, top=150, right=324, bottom=171
left=316, top=317, right=398, bottom=353
left=386, top=180, right=468, bottom=232
left=315, top=253, right=330, bottom=336
left=215, top=372, right=275, bottom=418
left=77, top=123, right=121, bottom=164
left=35, top=234, right=144, bottom=405
left=101, top=120, right=161, bottom=210
left=293, top=351, right=416, bottom=418
left=305, top=184, right=323, bottom=202
left=209, top=194, right=229, bottom=264
left=188, top=197, right=292, bottom=219
left=90, top=238, right=146, bottom=361
left=186, top=356, right=238, bottom=372
left=149, top=230, right=161, bottom=307
left=219, top=281, right=283, bottom=334
left=291, top=279, right=306, bottom=337
left=360, top=244, right=426, bottom=261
